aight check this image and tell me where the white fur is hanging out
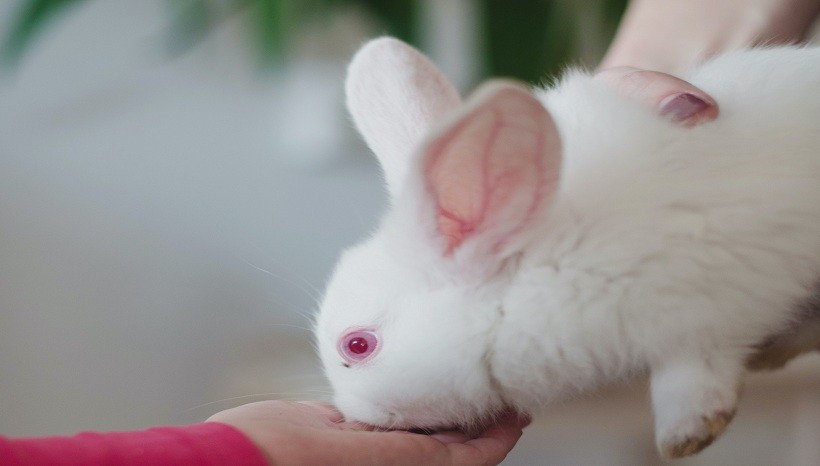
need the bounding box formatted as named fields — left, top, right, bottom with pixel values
left=316, top=38, right=820, bottom=456
left=345, top=37, right=461, bottom=197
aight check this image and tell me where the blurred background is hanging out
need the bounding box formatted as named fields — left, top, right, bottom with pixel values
left=0, top=1, right=818, bottom=464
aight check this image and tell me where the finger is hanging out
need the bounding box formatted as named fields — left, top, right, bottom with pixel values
left=337, top=420, right=379, bottom=431
left=444, top=430, right=525, bottom=466
left=330, top=425, right=522, bottom=466
left=445, top=414, right=527, bottom=465
left=430, top=430, right=471, bottom=444
left=596, top=67, right=718, bottom=127
left=326, top=430, right=454, bottom=465
left=295, top=401, right=345, bottom=423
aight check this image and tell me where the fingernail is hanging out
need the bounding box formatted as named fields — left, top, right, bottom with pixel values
left=659, top=93, right=710, bottom=124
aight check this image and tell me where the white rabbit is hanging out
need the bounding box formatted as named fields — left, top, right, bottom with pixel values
left=314, top=37, right=820, bottom=458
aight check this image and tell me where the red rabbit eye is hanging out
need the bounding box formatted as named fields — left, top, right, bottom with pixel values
left=338, top=329, right=379, bottom=364
left=347, top=336, right=369, bottom=354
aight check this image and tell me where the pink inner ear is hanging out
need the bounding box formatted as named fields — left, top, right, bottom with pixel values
left=423, top=87, right=559, bottom=253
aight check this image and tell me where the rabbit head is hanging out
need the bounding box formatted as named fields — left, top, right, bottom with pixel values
left=315, top=38, right=561, bottom=430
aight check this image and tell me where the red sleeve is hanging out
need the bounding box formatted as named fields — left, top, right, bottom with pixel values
left=0, top=422, right=268, bottom=466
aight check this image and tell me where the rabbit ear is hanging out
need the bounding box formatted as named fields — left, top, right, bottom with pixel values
left=346, top=37, right=461, bottom=198
left=419, top=80, right=561, bottom=271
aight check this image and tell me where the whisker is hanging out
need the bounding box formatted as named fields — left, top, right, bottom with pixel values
left=242, top=259, right=321, bottom=303
left=285, top=268, right=324, bottom=300
left=266, top=323, right=314, bottom=333
left=184, top=393, right=303, bottom=411
left=272, top=374, right=327, bottom=383
left=183, top=390, right=333, bottom=412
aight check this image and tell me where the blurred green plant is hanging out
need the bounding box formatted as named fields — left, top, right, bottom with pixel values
left=1, top=0, right=86, bottom=66
left=2, top=0, right=626, bottom=82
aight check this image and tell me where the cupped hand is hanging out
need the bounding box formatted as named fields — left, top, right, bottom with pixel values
left=207, top=400, right=529, bottom=466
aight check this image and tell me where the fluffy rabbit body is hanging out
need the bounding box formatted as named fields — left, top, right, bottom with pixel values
left=315, top=38, right=820, bottom=457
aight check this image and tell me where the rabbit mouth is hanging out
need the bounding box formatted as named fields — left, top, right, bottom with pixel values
left=371, top=395, right=511, bottom=434
left=407, top=426, right=437, bottom=434
left=401, top=405, right=525, bottom=438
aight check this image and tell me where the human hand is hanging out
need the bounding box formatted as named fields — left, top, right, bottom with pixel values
left=207, top=400, right=529, bottom=466
left=601, top=0, right=820, bottom=74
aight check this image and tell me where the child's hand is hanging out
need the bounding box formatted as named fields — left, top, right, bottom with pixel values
left=207, top=400, right=529, bottom=466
